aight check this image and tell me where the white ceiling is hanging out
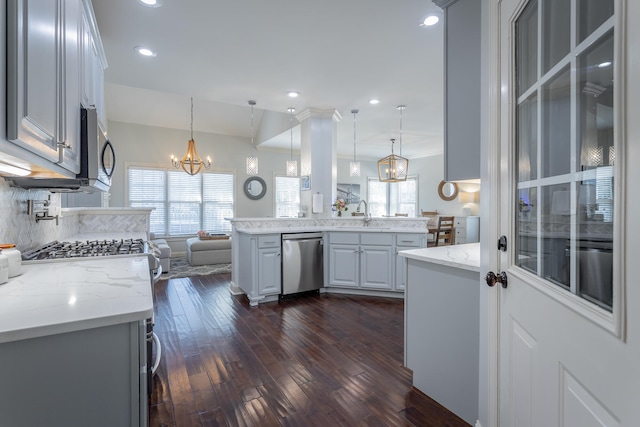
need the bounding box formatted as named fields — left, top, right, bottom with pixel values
left=92, top=0, right=445, bottom=161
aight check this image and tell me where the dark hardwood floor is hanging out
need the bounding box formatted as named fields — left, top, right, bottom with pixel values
left=151, top=273, right=470, bottom=427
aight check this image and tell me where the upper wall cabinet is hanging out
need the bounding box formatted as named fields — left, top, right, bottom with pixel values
left=6, top=0, right=106, bottom=176
left=80, top=0, right=107, bottom=130
left=435, top=0, right=481, bottom=181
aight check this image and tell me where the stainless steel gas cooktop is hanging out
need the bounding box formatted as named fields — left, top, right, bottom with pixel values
left=22, top=239, right=147, bottom=261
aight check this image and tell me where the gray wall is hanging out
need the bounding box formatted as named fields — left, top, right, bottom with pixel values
left=105, top=120, right=479, bottom=218
left=107, top=120, right=478, bottom=217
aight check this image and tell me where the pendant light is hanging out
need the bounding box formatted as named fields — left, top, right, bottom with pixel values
left=377, top=105, right=409, bottom=182
left=246, top=100, right=258, bottom=175
left=170, top=97, right=211, bottom=175
left=286, top=107, right=298, bottom=176
left=350, top=109, right=360, bottom=177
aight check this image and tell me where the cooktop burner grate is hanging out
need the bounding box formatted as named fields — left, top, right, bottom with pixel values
left=22, top=239, right=147, bottom=261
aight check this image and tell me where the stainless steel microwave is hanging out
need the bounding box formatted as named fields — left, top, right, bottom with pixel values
left=6, top=107, right=115, bottom=193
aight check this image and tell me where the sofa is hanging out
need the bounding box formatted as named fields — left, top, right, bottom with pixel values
left=185, top=237, right=232, bottom=266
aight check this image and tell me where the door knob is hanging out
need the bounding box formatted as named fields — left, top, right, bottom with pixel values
left=485, top=271, right=508, bottom=288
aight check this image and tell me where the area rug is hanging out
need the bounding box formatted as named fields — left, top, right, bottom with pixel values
left=159, top=257, right=232, bottom=280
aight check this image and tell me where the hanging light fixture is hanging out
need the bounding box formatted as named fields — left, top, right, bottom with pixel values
left=377, top=105, right=409, bottom=182
left=170, top=97, right=211, bottom=175
left=246, top=100, right=258, bottom=175
left=286, top=107, right=298, bottom=176
left=350, top=109, right=360, bottom=177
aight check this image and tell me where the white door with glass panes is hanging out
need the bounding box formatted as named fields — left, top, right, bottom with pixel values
left=492, top=0, right=640, bottom=426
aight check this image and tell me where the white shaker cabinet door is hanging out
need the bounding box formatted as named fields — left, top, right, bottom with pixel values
left=258, top=247, right=281, bottom=296
left=7, top=0, right=62, bottom=163
left=328, top=244, right=359, bottom=288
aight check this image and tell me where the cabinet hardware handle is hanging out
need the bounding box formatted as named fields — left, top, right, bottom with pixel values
left=57, top=141, right=71, bottom=149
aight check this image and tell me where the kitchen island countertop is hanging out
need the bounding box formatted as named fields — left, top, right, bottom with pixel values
left=399, top=242, right=480, bottom=272
left=236, top=226, right=429, bottom=235
left=0, top=255, right=153, bottom=344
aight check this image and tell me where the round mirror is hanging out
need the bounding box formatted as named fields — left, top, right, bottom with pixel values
left=244, top=176, right=267, bottom=200
left=437, top=180, right=459, bottom=201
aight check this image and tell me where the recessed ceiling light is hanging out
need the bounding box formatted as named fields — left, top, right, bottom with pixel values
left=138, top=0, right=162, bottom=7
left=598, top=61, right=612, bottom=68
left=420, top=13, right=442, bottom=27
left=134, top=46, right=157, bottom=57
left=287, top=91, right=300, bottom=98
left=369, top=99, right=380, bottom=105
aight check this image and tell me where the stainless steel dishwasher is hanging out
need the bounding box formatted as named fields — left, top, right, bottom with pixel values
left=281, top=232, right=324, bottom=296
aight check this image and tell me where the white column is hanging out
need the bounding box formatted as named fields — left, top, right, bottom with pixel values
left=296, top=108, right=342, bottom=218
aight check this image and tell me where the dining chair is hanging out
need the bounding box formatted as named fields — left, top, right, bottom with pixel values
left=435, top=216, right=455, bottom=246
left=421, top=210, right=438, bottom=217
left=395, top=213, right=408, bottom=217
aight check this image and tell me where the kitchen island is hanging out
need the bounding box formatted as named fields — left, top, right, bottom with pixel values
left=399, top=243, right=480, bottom=426
left=229, top=217, right=435, bottom=305
left=0, top=256, right=153, bottom=427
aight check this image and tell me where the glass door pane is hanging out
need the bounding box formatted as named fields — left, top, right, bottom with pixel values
left=577, top=0, right=614, bottom=44
left=515, top=0, right=615, bottom=312
left=541, top=0, right=570, bottom=74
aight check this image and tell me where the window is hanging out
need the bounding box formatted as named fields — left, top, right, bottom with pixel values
left=367, top=175, right=418, bottom=217
left=128, top=165, right=234, bottom=236
left=274, top=176, right=300, bottom=217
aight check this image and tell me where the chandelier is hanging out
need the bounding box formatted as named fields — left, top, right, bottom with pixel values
left=286, top=107, right=297, bottom=176
left=377, top=105, right=408, bottom=182
left=170, top=97, right=211, bottom=175
left=350, top=109, right=360, bottom=177
left=246, top=100, right=258, bottom=175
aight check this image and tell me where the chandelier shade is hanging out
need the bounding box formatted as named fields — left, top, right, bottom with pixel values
left=350, top=109, right=360, bottom=177
left=246, top=100, right=259, bottom=175
left=286, top=107, right=297, bottom=176
left=171, top=97, right=211, bottom=175
left=246, top=156, right=258, bottom=175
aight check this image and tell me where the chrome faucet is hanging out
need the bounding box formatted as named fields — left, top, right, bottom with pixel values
left=356, top=200, right=372, bottom=225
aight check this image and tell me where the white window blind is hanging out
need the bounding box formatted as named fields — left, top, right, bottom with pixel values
left=275, top=176, right=300, bottom=218
left=203, top=173, right=234, bottom=233
left=168, top=171, right=202, bottom=235
left=128, top=168, right=166, bottom=234
left=367, top=176, right=418, bottom=217
left=368, top=179, right=388, bottom=217
left=128, top=166, right=234, bottom=236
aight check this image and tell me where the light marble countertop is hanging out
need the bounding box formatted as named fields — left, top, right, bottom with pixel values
left=0, top=255, right=153, bottom=344
left=236, top=226, right=429, bottom=235
left=399, top=242, right=480, bottom=272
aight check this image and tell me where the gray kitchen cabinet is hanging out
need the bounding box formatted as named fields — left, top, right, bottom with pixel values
left=360, top=233, right=394, bottom=290
left=5, top=0, right=105, bottom=175
left=454, top=216, right=480, bottom=244
left=235, top=233, right=282, bottom=305
left=7, top=0, right=65, bottom=167
left=258, top=246, right=281, bottom=295
left=395, top=233, right=427, bottom=291
left=328, top=242, right=360, bottom=288
left=328, top=232, right=360, bottom=288
left=0, top=320, right=147, bottom=427
left=328, top=232, right=394, bottom=291
left=436, top=0, right=482, bottom=181
left=80, top=0, right=107, bottom=130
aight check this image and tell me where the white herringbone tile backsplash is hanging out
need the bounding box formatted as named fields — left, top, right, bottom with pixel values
left=78, top=213, right=149, bottom=233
